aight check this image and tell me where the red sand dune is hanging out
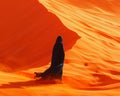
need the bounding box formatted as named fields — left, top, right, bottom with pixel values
left=0, top=0, right=79, bottom=71
left=0, top=0, right=120, bottom=96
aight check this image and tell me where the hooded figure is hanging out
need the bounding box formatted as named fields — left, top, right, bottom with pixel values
left=35, top=36, right=65, bottom=80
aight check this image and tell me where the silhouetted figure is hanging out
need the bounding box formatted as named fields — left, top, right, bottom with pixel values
left=35, top=36, right=65, bottom=80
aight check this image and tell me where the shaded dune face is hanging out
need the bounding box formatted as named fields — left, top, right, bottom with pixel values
left=0, top=0, right=79, bottom=72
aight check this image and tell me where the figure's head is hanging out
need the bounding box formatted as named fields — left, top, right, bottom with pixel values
left=56, top=36, right=62, bottom=43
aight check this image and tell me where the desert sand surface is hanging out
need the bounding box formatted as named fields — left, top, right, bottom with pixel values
left=0, top=0, right=120, bottom=96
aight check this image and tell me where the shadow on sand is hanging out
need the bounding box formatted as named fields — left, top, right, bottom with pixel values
left=0, top=79, right=61, bottom=88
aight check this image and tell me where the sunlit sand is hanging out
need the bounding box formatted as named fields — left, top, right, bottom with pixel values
left=0, top=0, right=120, bottom=96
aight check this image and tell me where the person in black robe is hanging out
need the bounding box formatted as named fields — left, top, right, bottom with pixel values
left=34, top=36, right=65, bottom=80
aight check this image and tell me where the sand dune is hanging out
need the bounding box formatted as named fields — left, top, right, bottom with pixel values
left=0, top=0, right=120, bottom=96
left=0, top=0, right=79, bottom=72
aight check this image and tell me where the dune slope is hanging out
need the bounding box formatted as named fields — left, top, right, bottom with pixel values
left=0, top=0, right=120, bottom=96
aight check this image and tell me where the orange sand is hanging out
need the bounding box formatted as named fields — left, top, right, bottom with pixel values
left=0, top=0, right=120, bottom=96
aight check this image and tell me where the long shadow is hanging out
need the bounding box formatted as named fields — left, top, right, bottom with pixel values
left=0, top=79, right=59, bottom=89
left=0, top=0, right=80, bottom=71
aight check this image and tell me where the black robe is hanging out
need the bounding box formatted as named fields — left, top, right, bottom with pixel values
left=40, top=36, right=65, bottom=80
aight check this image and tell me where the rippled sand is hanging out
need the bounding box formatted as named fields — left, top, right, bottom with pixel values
left=0, top=0, right=120, bottom=96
